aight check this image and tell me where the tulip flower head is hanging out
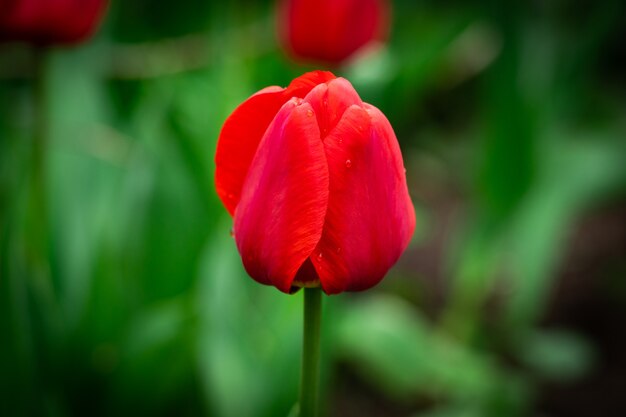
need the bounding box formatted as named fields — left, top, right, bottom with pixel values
left=216, top=71, right=415, bottom=294
left=278, top=0, right=389, bottom=66
left=0, top=0, right=108, bottom=45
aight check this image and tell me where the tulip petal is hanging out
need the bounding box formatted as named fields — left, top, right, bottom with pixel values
left=234, top=99, right=329, bottom=293
left=303, top=77, right=362, bottom=140
left=285, top=70, right=336, bottom=97
left=215, top=86, right=288, bottom=215
left=215, top=71, right=335, bottom=216
left=311, top=104, right=415, bottom=294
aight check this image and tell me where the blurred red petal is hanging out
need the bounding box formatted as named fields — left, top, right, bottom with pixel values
left=234, top=99, right=329, bottom=293
left=0, top=0, right=107, bottom=45
left=280, top=0, right=388, bottom=65
left=311, top=104, right=415, bottom=294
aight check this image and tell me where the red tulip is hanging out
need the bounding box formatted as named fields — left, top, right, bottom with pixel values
left=215, top=71, right=415, bottom=294
left=278, top=0, right=389, bottom=65
left=0, top=0, right=108, bottom=45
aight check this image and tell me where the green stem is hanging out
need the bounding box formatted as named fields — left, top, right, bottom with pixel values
left=300, top=287, right=322, bottom=417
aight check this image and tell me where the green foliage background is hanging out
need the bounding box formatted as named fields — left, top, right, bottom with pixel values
left=1, top=1, right=625, bottom=416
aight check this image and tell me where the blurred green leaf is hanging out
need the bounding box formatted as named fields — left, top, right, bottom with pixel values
left=197, top=223, right=303, bottom=417
left=515, top=330, right=596, bottom=382
left=505, top=132, right=626, bottom=327
left=333, top=294, right=528, bottom=413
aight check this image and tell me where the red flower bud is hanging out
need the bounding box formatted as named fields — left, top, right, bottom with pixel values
left=0, top=0, right=108, bottom=46
left=278, top=0, right=389, bottom=65
left=215, top=71, right=415, bottom=294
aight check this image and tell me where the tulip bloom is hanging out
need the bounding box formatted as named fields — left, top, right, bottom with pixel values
left=0, top=0, right=108, bottom=45
left=216, top=71, right=415, bottom=294
left=278, top=0, right=389, bottom=65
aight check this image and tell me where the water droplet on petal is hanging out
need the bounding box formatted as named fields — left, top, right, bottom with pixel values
left=306, top=109, right=313, bottom=117
left=403, top=168, right=407, bottom=174
left=227, top=193, right=235, bottom=200
left=345, top=159, right=352, bottom=168
left=229, top=228, right=235, bottom=238
left=317, top=252, right=323, bottom=260
left=338, top=139, right=343, bottom=144
left=357, top=125, right=364, bottom=131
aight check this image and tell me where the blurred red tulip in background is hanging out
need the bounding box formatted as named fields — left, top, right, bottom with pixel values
left=278, top=0, right=389, bottom=66
left=215, top=71, right=415, bottom=294
left=0, top=0, right=108, bottom=45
